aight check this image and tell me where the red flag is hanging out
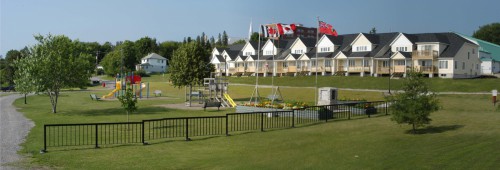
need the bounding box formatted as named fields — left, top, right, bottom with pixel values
left=319, top=21, right=338, bottom=36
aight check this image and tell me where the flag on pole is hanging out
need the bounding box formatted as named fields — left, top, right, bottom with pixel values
left=319, top=21, right=338, bottom=36
left=277, top=23, right=296, bottom=35
left=261, top=24, right=279, bottom=38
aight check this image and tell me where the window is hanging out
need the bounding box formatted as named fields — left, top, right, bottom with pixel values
left=363, top=60, right=369, bottom=67
left=462, top=62, right=465, bottom=70
left=472, top=49, right=475, bottom=54
left=468, top=52, right=470, bottom=59
left=283, top=62, right=288, bottom=67
left=420, top=45, right=433, bottom=51
left=454, top=61, right=457, bottom=69
left=245, top=52, right=253, bottom=56
left=265, top=50, right=272, bottom=55
left=476, top=64, right=479, bottom=70
left=297, top=62, right=302, bottom=68
left=396, top=60, right=405, bottom=65
left=325, top=60, right=331, bottom=67
left=348, top=60, right=355, bottom=67
left=311, top=60, right=317, bottom=67
left=382, top=61, right=389, bottom=67
left=320, top=47, right=330, bottom=52
left=356, top=46, right=368, bottom=51
left=396, top=47, right=408, bottom=52
left=439, top=61, right=448, bottom=69
left=294, top=49, right=304, bottom=54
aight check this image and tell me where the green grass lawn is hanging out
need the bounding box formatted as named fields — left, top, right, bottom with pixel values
left=11, top=79, right=500, bottom=169
left=227, top=76, right=500, bottom=92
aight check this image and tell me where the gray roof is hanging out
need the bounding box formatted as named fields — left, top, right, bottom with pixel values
left=348, top=52, right=371, bottom=58
left=412, top=32, right=476, bottom=58
left=215, top=55, right=225, bottom=62
left=223, top=50, right=240, bottom=60
left=142, top=53, right=166, bottom=60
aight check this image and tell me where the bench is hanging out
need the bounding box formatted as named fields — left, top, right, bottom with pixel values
left=203, top=101, right=221, bottom=111
left=154, top=90, right=162, bottom=97
left=90, top=94, right=101, bottom=101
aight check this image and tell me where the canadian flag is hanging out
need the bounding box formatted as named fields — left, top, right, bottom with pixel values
left=277, top=23, right=296, bottom=35
left=261, top=25, right=279, bottom=38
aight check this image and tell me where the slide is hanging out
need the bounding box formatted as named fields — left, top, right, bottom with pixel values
left=135, top=83, right=146, bottom=97
left=102, top=88, right=119, bottom=99
left=223, top=93, right=236, bottom=107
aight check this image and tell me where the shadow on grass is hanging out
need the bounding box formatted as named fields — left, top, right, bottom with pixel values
left=406, top=125, right=465, bottom=134
left=64, top=107, right=173, bottom=116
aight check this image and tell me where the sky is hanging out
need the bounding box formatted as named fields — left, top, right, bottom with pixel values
left=1, top=0, right=499, bottom=57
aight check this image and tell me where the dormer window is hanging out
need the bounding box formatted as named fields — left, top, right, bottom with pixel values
left=320, top=47, right=330, bottom=52
left=294, top=49, right=304, bottom=54
left=356, top=46, right=368, bottom=51
left=265, top=50, right=272, bottom=55
left=245, top=52, right=253, bottom=56
left=419, top=45, right=433, bottom=51
left=396, top=47, right=408, bottom=52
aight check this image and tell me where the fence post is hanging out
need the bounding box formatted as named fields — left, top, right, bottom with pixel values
left=348, top=105, right=351, bottom=120
left=43, top=125, right=47, bottom=152
left=261, top=112, right=264, bottom=132
left=142, top=121, right=147, bottom=145
left=292, top=111, right=295, bottom=128
left=225, top=115, right=229, bottom=136
left=95, top=124, right=99, bottom=148
left=325, top=106, right=328, bottom=123
left=185, top=118, right=190, bottom=141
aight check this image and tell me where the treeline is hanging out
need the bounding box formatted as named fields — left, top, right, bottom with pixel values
left=0, top=31, right=234, bottom=86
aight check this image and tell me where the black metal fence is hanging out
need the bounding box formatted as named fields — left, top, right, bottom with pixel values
left=43, top=101, right=388, bottom=151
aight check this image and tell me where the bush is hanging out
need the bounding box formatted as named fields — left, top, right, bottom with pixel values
left=134, top=70, right=150, bottom=77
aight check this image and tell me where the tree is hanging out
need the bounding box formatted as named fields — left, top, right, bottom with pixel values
left=135, top=36, right=159, bottom=59
left=473, top=22, right=500, bottom=45
left=117, top=88, right=138, bottom=123
left=100, top=50, right=123, bottom=76
left=216, top=33, right=222, bottom=47
left=158, top=41, right=181, bottom=60
left=2, top=50, right=22, bottom=85
left=250, top=32, right=260, bottom=42
left=169, top=42, right=213, bottom=88
left=232, top=39, right=246, bottom=45
left=14, top=34, right=94, bottom=113
left=386, top=71, right=440, bottom=133
left=369, top=27, right=377, bottom=34
left=222, top=31, right=229, bottom=47
left=209, top=36, right=215, bottom=47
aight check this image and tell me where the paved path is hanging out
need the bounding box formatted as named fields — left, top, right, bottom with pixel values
left=230, top=83, right=491, bottom=95
left=0, top=94, right=35, bottom=170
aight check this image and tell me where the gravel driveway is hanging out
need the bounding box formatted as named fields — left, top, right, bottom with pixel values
left=0, top=94, right=35, bottom=170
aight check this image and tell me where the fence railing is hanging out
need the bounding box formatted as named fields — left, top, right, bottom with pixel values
left=43, top=101, right=388, bottom=151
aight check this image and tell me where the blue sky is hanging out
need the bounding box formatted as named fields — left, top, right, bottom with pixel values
left=1, top=0, right=499, bottom=57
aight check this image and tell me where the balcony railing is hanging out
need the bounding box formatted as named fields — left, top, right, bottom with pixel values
left=283, top=66, right=297, bottom=73
left=412, top=50, right=438, bottom=59
left=413, top=66, right=436, bottom=73
left=348, top=66, right=370, bottom=72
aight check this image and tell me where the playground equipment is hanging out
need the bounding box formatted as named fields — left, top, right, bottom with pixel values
left=185, top=77, right=235, bottom=108
left=102, top=72, right=150, bottom=99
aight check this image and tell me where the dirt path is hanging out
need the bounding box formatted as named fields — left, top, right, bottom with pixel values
left=0, top=94, right=35, bottom=170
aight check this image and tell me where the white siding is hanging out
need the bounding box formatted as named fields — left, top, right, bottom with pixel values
left=352, top=34, right=372, bottom=52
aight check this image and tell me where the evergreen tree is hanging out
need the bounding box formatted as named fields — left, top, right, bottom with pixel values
left=222, top=31, right=229, bottom=47
left=369, top=27, right=377, bottom=34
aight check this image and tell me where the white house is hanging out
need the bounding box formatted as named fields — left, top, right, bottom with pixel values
left=136, top=53, right=168, bottom=73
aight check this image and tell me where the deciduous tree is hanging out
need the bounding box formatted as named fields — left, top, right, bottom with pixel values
left=386, top=71, right=440, bottom=133
left=473, top=22, right=500, bottom=45
left=15, top=34, right=94, bottom=113
left=169, top=42, right=213, bottom=88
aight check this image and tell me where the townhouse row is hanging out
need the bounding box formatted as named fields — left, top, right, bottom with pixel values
left=210, top=32, right=483, bottom=78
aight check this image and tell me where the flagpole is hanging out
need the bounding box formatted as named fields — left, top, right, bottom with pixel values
left=250, top=24, right=262, bottom=104
left=315, top=16, right=319, bottom=106
left=271, top=19, right=276, bottom=106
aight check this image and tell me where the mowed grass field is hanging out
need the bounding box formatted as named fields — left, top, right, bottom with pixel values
left=9, top=75, right=500, bottom=169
